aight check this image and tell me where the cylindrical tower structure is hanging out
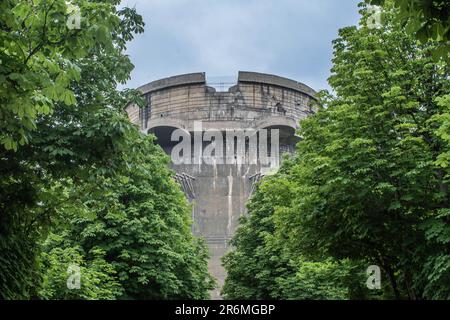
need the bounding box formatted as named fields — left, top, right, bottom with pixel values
left=126, top=71, right=316, bottom=298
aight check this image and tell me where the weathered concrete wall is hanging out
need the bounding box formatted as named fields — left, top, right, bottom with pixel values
left=126, top=71, right=316, bottom=299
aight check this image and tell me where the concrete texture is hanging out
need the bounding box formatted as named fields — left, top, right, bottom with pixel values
left=126, top=71, right=316, bottom=299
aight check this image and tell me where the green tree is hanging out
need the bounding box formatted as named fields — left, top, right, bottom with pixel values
left=0, top=0, right=142, bottom=151
left=224, top=2, right=449, bottom=300
left=0, top=0, right=145, bottom=299
left=39, top=235, right=123, bottom=300
left=222, top=169, right=297, bottom=299
left=0, top=0, right=214, bottom=300
left=40, top=132, right=215, bottom=299
left=369, top=0, right=449, bottom=60
left=274, top=4, right=449, bottom=299
left=222, top=162, right=364, bottom=300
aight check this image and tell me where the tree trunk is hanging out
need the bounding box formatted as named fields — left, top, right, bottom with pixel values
left=384, top=265, right=401, bottom=299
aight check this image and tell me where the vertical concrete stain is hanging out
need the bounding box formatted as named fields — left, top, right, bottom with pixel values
left=227, top=168, right=233, bottom=238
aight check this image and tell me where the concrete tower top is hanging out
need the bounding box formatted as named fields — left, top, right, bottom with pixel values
left=136, top=71, right=316, bottom=99
left=126, top=71, right=317, bottom=133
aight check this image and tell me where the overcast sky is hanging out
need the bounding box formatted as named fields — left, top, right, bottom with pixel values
left=119, top=0, right=362, bottom=91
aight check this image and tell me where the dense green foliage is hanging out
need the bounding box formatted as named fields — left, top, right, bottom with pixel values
left=2, top=0, right=448, bottom=301
left=222, top=163, right=368, bottom=300
left=38, top=133, right=215, bottom=299
left=1, top=0, right=213, bottom=300
left=0, top=0, right=143, bottom=150
left=39, top=242, right=123, bottom=300
left=370, top=0, right=449, bottom=59
left=223, top=3, right=449, bottom=300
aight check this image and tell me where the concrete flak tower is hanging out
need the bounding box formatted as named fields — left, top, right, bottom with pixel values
left=126, top=71, right=316, bottom=299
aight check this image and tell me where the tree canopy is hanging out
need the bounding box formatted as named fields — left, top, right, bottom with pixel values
left=222, top=161, right=367, bottom=300
left=223, top=2, right=449, bottom=300
left=0, top=0, right=214, bottom=300
left=369, top=0, right=449, bottom=60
